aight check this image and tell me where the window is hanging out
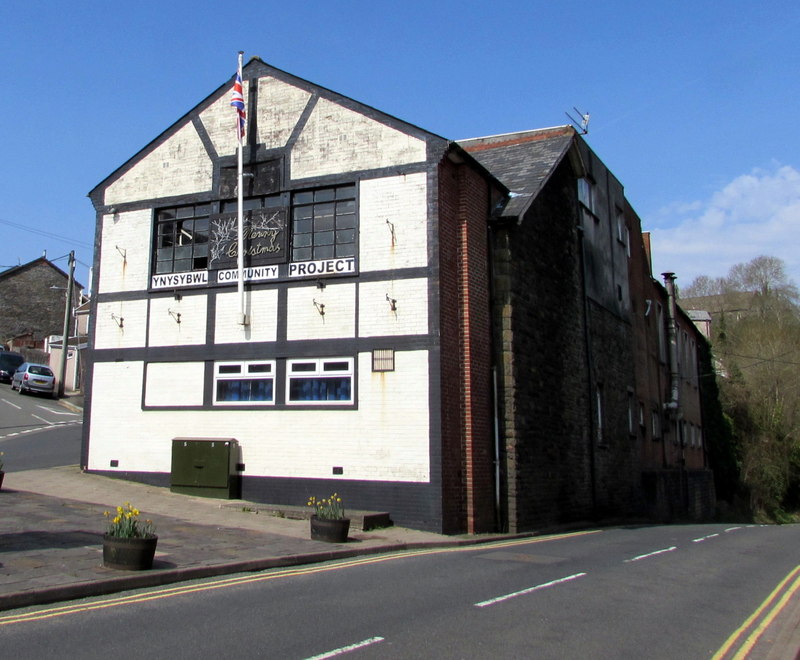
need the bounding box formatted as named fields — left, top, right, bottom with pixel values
left=287, top=357, right=353, bottom=404
left=214, top=360, right=275, bottom=405
left=595, top=384, right=604, bottom=444
left=628, top=391, right=635, bottom=435
left=656, top=302, right=667, bottom=363
left=651, top=409, right=662, bottom=440
left=578, top=178, right=596, bottom=214
left=291, top=185, right=356, bottom=262
left=155, top=204, right=210, bottom=273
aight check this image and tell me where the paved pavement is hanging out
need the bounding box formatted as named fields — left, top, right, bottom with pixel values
left=0, top=464, right=486, bottom=612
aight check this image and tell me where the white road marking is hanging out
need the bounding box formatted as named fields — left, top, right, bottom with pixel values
left=474, top=572, right=587, bottom=608
left=1, top=399, right=21, bottom=409
left=0, top=420, right=81, bottom=441
left=36, top=405, right=78, bottom=416
left=692, top=533, right=720, bottom=543
left=624, top=546, right=677, bottom=563
left=725, top=526, right=743, bottom=533
left=305, top=637, right=385, bottom=659
left=32, top=414, right=54, bottom=425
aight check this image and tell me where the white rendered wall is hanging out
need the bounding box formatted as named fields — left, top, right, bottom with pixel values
left=286, top=283, right=356, bottom=341
left=104, top=123, right=212, bottom=206
left=215, top=289, right=278, bottom=344
left=358, top=278, right=429, bottom=337
left=93, top=300, right=148, bottom=349
left=88, top=350, right=430, bottom=481
left=291, top=98, right=426, bottom=179
left=256, top=77, right=312, bottom=149
left=98, top=210, right=152, bottom=293
left=359, top=174, right=429, bottom=272
left=144, top=362, right=205, bottom=406
left=148, top=295, right=208, bottom=346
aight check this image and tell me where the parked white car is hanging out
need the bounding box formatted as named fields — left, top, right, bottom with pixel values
left=11, top=363, right=56, bottom=397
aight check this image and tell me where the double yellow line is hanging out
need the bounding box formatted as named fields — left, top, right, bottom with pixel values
left=712, top=564, right=800, bottom=659
left=0, top=530, right=599, bottom=626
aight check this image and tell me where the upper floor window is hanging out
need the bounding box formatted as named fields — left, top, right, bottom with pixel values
left=291, top=185, right=356, bottom=262
left=155, top=204, right=210, bottom=273
left=578, top=178, right=596, bottom=214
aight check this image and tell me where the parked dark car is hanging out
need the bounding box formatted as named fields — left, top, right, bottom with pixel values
left=11, top=362, right=56, bottom=397
left=0, top=351, right=25, bottom=384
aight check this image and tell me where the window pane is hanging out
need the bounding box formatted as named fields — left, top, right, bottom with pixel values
left=336, top=200, right=355, bottom=214
left=176, top=206, right=194, bottom=219
left=314, top=216, right=334, bottom=232
left=336, top=214, right=355, bottom=229
left=248, top=363, right=272, bottom=373
left=172, top=258, right=192, bottom=272
left=291, top=362, right=316, bottom=372
left=218, top=365, right=242, bottom=374
left=294, top=191, right=314, bottom=205
left=336, top=229, right=355, bottom=244
left=336, top=243, right=356, bottom=258
left=314, top=202, right=335, bottom=219
left=216, top=379, right=273, bottom=402
left=289, top=376, right=351, bottom=401
left=293, top=247, right=312, bottom=261
left=314, top=244, right=334, bottom=260
left=336, top=185, right=356, bottom=199
left=316, top=231, right=334, bottom=246
left=323, top=361, right=350, bottom=372
left=293, top=233, right=312, bottom=248
left=314, top=189, right=335, bottom=202
left=294, top=218, right=312, bottom=234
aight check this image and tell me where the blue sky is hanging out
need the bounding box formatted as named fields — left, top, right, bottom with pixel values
left=1, top=1, right=798, bottom=291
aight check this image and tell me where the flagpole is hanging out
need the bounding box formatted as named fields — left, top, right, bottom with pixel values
left=236, top=50, right=248, bottom=326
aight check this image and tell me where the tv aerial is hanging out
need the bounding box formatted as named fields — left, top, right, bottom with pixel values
left=565, top=107, right=590, bottom=134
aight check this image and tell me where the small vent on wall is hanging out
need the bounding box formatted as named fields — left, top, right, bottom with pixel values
left=372, top=349, right=395, bottom=372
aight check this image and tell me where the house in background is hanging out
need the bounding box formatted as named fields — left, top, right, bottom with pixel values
left=83, top=58, right=716, bottom=533
left=0, top=256, right=86, bottom=391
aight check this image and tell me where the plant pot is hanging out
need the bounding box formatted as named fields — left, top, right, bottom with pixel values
left=102, top=533, right=158, bottom=570
left=310, top=515, right=350, bottom=543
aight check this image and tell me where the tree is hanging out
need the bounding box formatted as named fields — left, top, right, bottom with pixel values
left=682, top=256, right=800, bottom=520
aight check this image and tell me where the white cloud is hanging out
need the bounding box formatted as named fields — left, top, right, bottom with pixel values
left=647, top=164, right=800, bottom=287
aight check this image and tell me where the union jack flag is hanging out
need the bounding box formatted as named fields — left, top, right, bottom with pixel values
left=230, top=73, right=246, bottom=139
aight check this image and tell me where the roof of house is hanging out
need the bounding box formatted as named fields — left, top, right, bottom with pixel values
left=0, top=257, right=84, bottom=290
left=458, top=126, right=577, bottom=219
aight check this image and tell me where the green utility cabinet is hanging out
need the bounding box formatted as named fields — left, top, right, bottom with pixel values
left=171, top=437, right=240, bottom=498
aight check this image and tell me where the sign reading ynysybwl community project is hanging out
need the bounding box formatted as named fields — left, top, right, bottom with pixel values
left=151, top=257, right=356, bottom=289
left=209, top=208, right=287, bottom=269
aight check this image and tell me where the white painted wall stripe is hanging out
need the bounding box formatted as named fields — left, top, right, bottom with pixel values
left=474, top=573, right=587, bottom=608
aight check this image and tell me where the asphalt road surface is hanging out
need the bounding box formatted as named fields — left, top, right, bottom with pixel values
left=2, top=522, right=798, bottom=658
left=0, top=387, right=82, bottom=471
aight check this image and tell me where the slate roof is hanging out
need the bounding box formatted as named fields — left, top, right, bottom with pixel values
left=458, top=126, right=576, bottom=219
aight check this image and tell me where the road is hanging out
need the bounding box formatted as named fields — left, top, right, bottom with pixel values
left=1, top=522, right=798, bottom=658
left=0, top=385, right=82, bottom=471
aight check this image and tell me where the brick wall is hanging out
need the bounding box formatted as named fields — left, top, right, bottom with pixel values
left=438, top=157, right=496, bottom=533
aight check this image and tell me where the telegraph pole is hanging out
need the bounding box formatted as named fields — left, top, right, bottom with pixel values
left=57, top=250, right=75, bottom=398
